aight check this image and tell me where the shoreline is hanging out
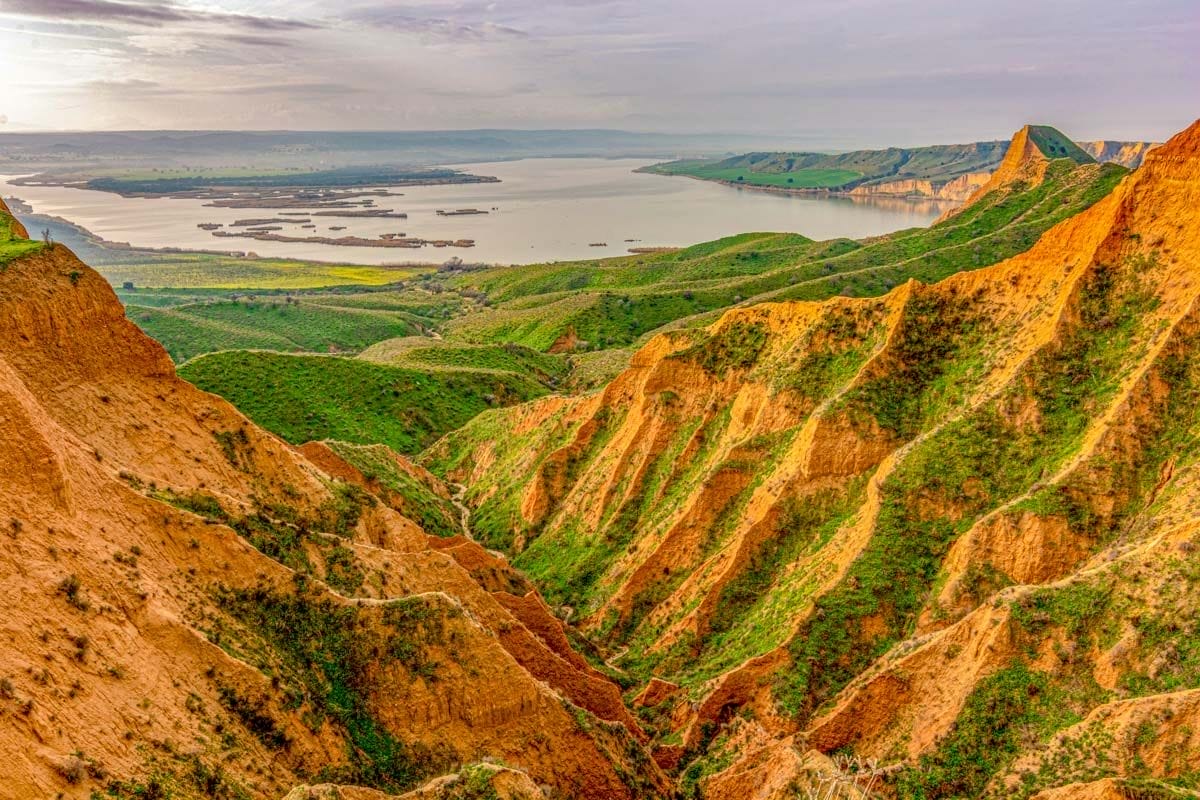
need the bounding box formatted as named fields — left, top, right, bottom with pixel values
left=635, top=166, right=967, bottom=205
left=4, top=156, right=949, bottom=269
left=10, top=171, right=501, bottom=201
left=2, top=198, right=461, bottom=268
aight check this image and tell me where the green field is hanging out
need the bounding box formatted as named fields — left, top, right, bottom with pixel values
left=129, top=298, right=428, bottom=362
left=101, top=254, right=425, bottom=290
left=8, top=209, right=430, bottom=290
left=359, top=338, right=570, bottom=384
left=650, top=160, right=862, bottom=189
left=87, top=165, right=480, bottom=195
left=179, top=350, right=548, bottom=454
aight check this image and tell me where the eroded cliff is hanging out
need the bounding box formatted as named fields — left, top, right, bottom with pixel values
left=0, top=197, right=666, bottom=799
left=428, top=120, right=1200, bottom=797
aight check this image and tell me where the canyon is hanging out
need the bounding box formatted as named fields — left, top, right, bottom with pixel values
left=2, top=118, right=1199, bottom=800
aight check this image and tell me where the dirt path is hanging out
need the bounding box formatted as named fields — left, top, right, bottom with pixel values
left=450, top=482, right=472, bottom=538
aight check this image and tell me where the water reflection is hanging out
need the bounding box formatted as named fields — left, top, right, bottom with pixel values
left=1, top=158, right=955, bottom=265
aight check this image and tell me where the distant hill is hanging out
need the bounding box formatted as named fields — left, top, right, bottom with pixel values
left=1081, top=139, right=1158, bottom=168
left=646, top=128, right=1154, bottom=200
left=943, top=124, right=1096, bottom=216
left=0, top=128, right=798, bottom=173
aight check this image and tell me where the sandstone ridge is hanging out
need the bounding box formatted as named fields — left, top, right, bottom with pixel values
left=431, top=119, right=1200, bottom=798
left=0, top=213, right=666, bottom=797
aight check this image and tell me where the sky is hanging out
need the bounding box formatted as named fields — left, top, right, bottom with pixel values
left=0, top=0, right=1196, bottom=145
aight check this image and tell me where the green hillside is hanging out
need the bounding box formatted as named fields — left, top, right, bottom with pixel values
left=0, top=204, right=43, bottom=265
left=321, top=441, right=462, bottom=538
left=179, top=350, right=547, bottom=455
left=1026, top=124, right=1096, bottom=163
left=359, top=338, right=570, bottom=385
left=652, top=160, right=863, bottom=189
left=645, top=139, right=1009, bottom=191
left=120, top=143, right=1126, bottom=464
left=130, top=298, right=428, bottom=362
left=442, top=158, right=1127, bottom=352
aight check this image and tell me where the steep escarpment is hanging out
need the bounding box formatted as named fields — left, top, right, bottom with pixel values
left=946, top=125, right=1095, bottom=218
left=427, top=119, right=1200, bottom=797
left=848, top=171, right=991, bottom=201
left=443, top=133, right=1125, bottom=360
left=0, top=201, right=665, bottom=798
left=1082, top=139, right=1158, bottom=168
left=646, top=134, right=1151, bottom=204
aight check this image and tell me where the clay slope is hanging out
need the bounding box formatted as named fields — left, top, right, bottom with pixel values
left=427, top=119, right=1200, bottom=797
left=0, top=197, right=665, bottom=799
left=848, top=172, right=991, bottom=201
left=1082, top=139, right=1159, bottom=169
left=939, top=124, right=1095, bottom=222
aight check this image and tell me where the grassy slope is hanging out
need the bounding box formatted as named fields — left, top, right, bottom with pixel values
left=179, top=350, right=546, bottom=455
left=426, top=139, right=1200, bottom=797
left=1027, top=125, right=1096, bottom=164
left=359, top=338, right=570, bottom=383
left=646, top=140, right=1009, bottom=190
left=130, top=299, right=425, bottom=362
left=322, top=440, right=462, bottom=538
left=441, top=161, right=1128, bottom=352
left=0, top=206, right=43, bottom=265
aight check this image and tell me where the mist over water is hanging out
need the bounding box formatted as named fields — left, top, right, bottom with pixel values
left=2, top=158, right=951, bottom=265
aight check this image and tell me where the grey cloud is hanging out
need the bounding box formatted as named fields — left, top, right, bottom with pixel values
left=422, top=81, right=541, bottom=99
left=224, top=82, right=363, bottom=96
left=0, top=0, right=319, bottom=31
left=86, top=77, right=161, bottom=90
left=2, top=0, right=1194, bottom=139
left=223, top=33, right=298, bottom=48
left=344, top=5, right=527, bottom=39
left=348, top=9, right=525, bottom=39
left=80, top=77, right=360, bottom=97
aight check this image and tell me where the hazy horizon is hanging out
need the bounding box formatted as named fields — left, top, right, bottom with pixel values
left=0, top=0, right=1196, bottom=148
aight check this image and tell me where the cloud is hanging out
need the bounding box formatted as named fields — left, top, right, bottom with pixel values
left=344, top=5, right=527, bottom=40
left=0, top=0, right=319, bottom=31
left=223, top=82, right=363, bottom=96
left=0, top=0, right=1194, bottom=139
left=223, top=33, right=297, bottom=48
left=85, top=77, right=161, bottom=90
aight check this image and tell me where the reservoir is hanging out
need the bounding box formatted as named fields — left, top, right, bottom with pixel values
left=1, top=158, right=953, bottom=265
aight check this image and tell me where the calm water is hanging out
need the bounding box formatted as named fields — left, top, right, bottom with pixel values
left=1, top=158, right=952, bottom=265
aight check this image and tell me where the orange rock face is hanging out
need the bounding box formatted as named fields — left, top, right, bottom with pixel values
left=437, top=120, right=1200, bottom=797
left=7, top=115, right=1200, bottom=798
left=0, top=227, right=665, bottom=795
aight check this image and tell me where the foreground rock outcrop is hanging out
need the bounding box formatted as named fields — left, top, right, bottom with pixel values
left=430, top=120, right=1200, bottom=797
left=0, top=197, right=665, bottom=798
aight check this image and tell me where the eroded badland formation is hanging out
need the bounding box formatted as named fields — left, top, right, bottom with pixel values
left=4, top=119, right=1200, bottom=799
